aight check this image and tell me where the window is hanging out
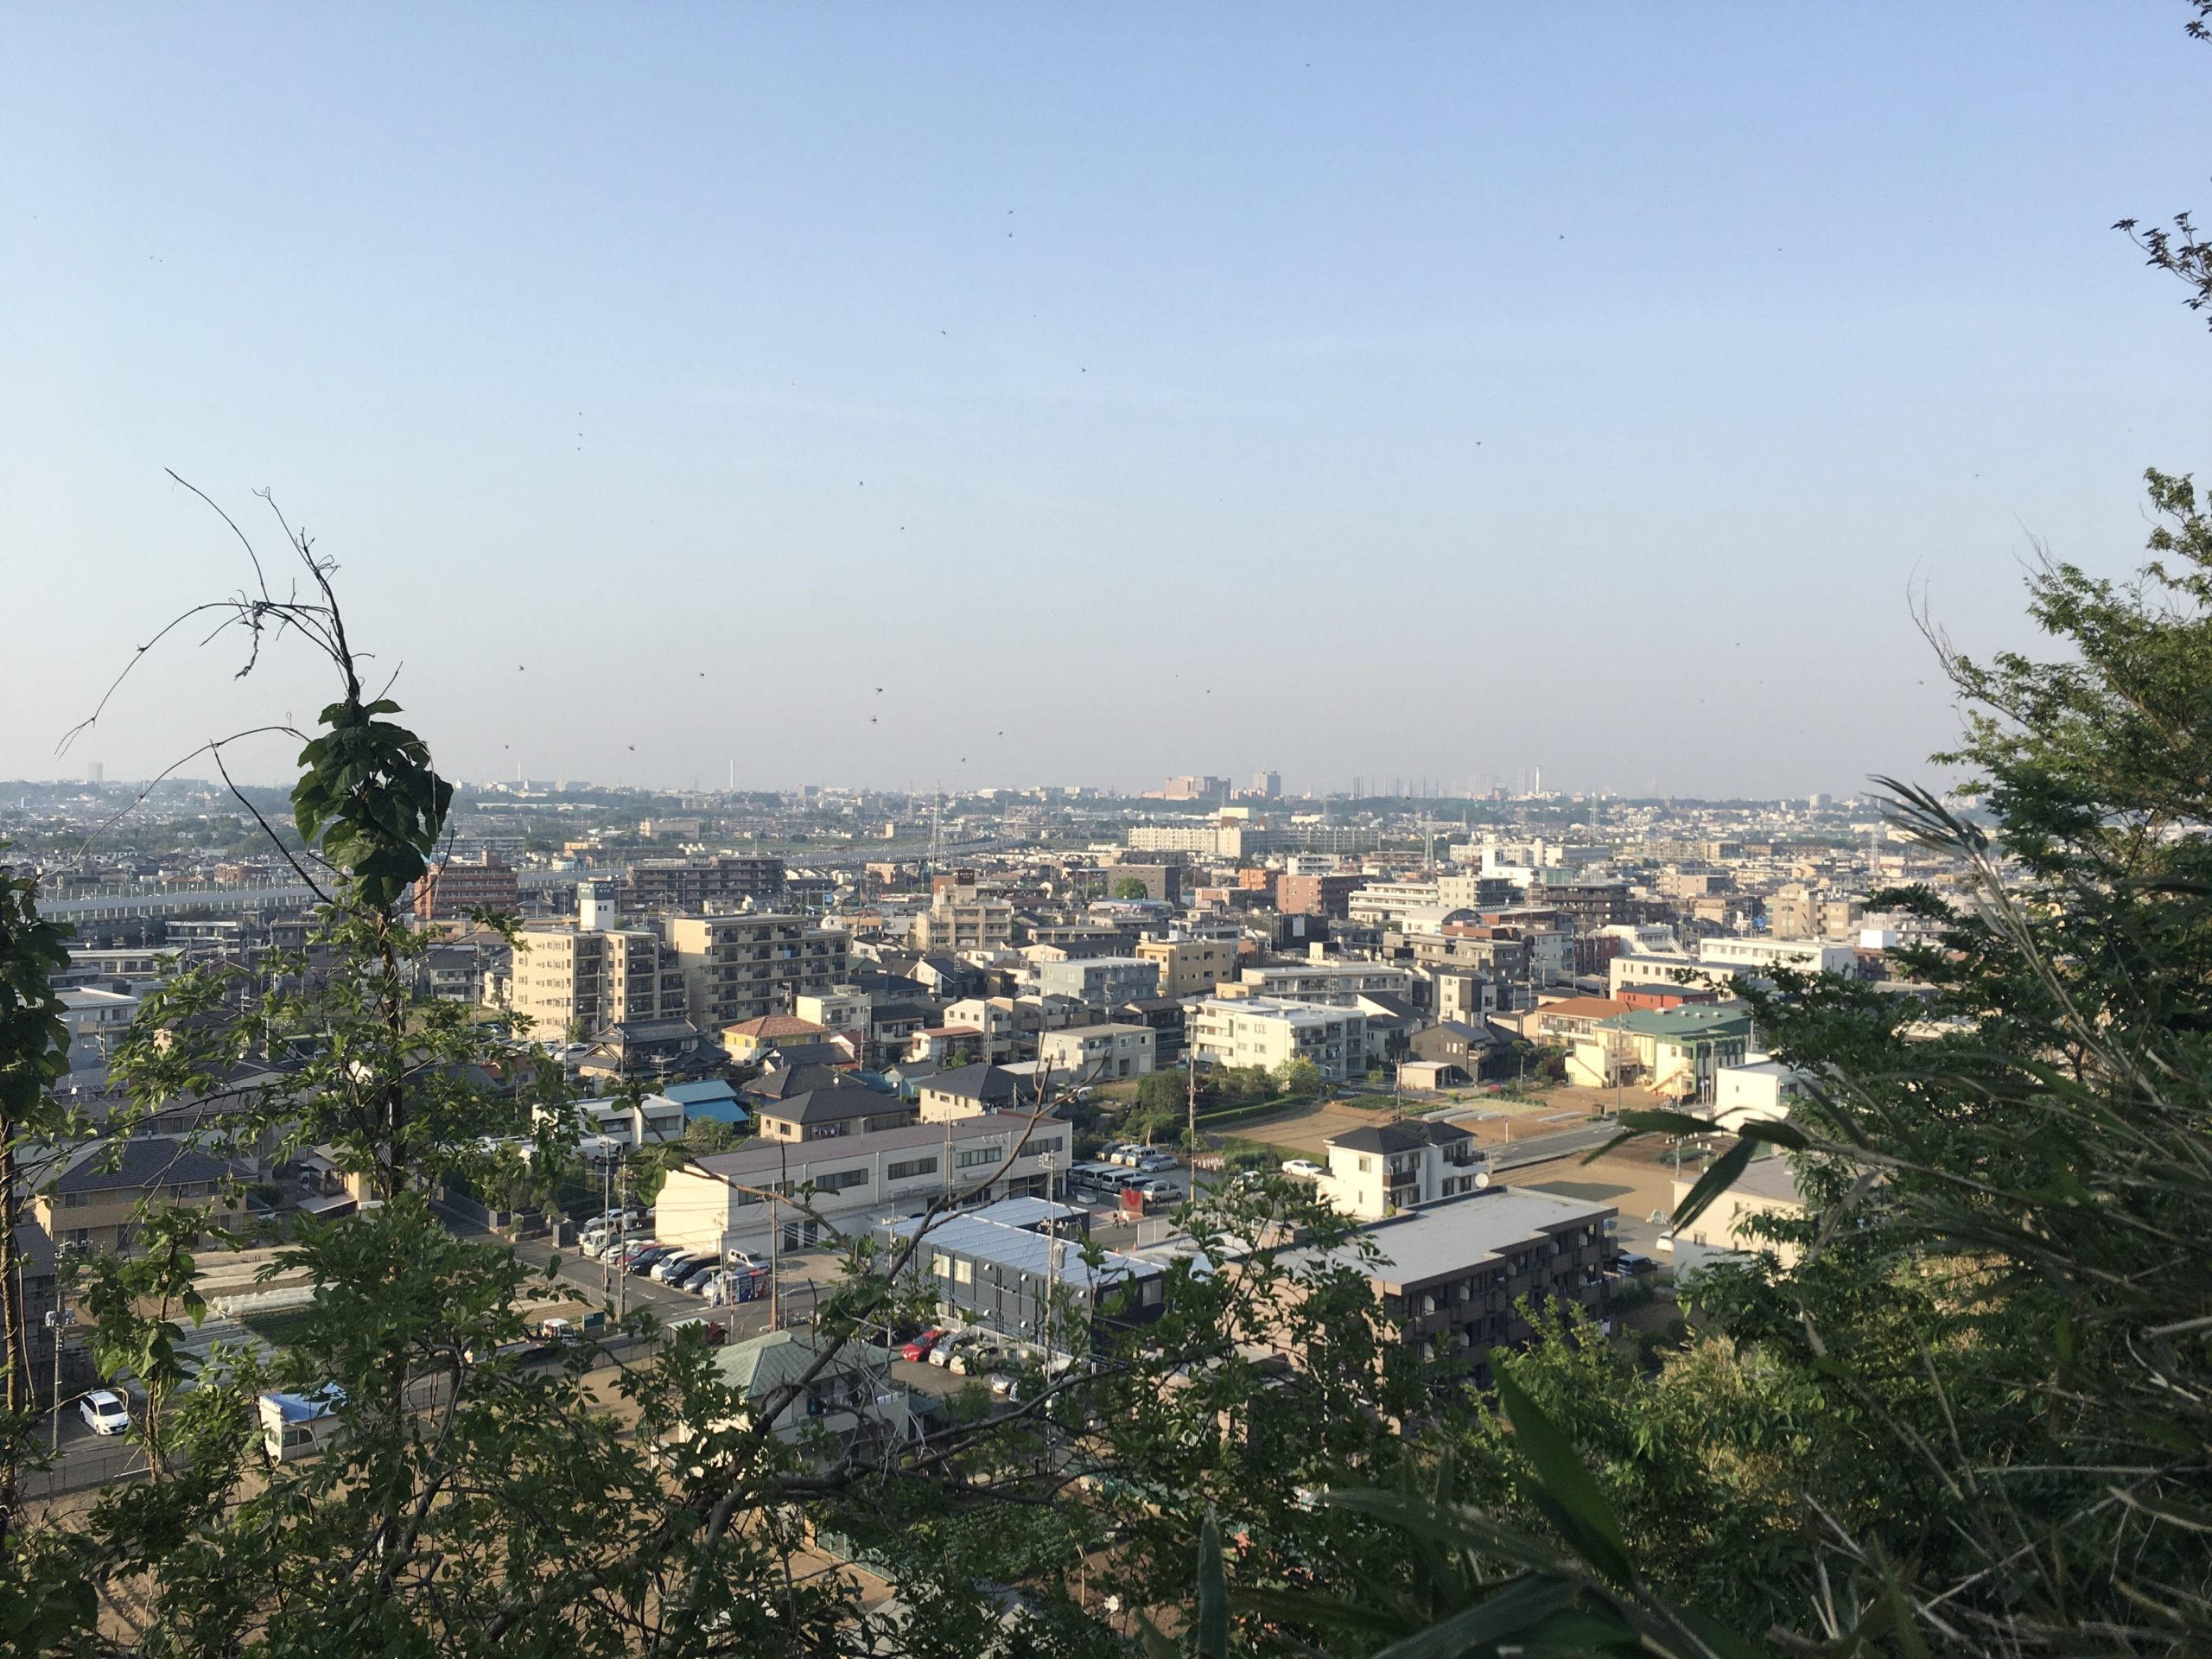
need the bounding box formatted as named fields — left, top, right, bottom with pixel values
left=931, top=1252, right=954, bottom=1278
left=812, top=1169, right=868, bottom=1192
left=955, top=1146, right=1001, bottom=1170
left=887, top=1156, right=937, bottom=1181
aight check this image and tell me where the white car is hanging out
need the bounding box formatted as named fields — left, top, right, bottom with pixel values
left=79, top=1389, right=130, bottom=1436
left=1281, top=1159, right=1325, bottom=1179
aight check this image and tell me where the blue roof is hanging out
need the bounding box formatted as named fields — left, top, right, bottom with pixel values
left=662, top=1080, right=739, bottom=1106
left=684, top=1100, right=751, bottom=1126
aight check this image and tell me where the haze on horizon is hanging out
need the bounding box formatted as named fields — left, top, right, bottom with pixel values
left=5, top=4, right=2209, bottom=802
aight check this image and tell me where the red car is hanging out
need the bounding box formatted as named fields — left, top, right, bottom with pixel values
left=900, top=1328, right=946, bottom=1363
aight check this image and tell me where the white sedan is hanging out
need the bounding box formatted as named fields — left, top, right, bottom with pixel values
left=1281, top=1159, right=1325, bottom=1179
left=79, top=1389, right=130, bottom=1435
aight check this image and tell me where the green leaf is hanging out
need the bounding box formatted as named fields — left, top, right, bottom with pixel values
left=1366, top=1577, right=1580, bottom=1659
left=1669, top=1138, right=1758, bottom=1233
left=1195, top=1508, right=1229, bottom=1659
left=1492, top=1364, right=1636, bottom=1587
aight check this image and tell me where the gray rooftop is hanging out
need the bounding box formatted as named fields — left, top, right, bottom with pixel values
left=1289, top=1188, right=1615, bottom=1290
left=691, top=1112, right=1066, bottom=1182
left=880, top=1211, right=1160, bottom=1295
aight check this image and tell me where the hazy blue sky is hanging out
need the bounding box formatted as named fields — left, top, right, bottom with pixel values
left=5, top=4, right=2209, bottom=799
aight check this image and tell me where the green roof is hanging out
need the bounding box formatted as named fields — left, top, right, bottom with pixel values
left=1612, top=1006, right=1752, bottom=1044
left=713, top=1329, right=885, bottom=1401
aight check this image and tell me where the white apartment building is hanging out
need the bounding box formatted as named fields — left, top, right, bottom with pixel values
left=1231, top=961, right=1415, bottom=1007
left=1039, top=1022, right=1157, bottom=1082
left=654, top=1112, right=1074, bottom=1260
left=1697, top=938, right=1858, bottom=978
left=1315, top=1119, right=1490, bottom=1221
left=1126, top=824, right=1221, bottom=855
left=507, top=925, right=687, bottom=1043
left=794, top=988, right=871, bottom=1039
left=663, top=913, right=849, bottom=1028
left=1346, top=880, right=1441, bottom=928
left=59, top=987, right=139, bottom=1079
left=1031, top=956, right=1161, bottom=1011
left=1188, top=997, right=1368, bottom=1083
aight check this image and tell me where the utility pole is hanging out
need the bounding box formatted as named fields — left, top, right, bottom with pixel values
left=45, top=1303, right=74, bottom=1452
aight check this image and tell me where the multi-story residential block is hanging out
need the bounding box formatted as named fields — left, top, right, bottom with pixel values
left=1274, top=1190, right=1616, bottom=1391
left=1230, top=961, right=1415, bottom=1007
left=58, top=987, right=138, bottom=1079
left=655, top=1112, right=1073, bottom=1258
left=793, top=988, right=871, bottom=1040
left=1346, top=880, right=1441, bottom=928
left=1188, top=997, right=1368, bottom=1083
left=1315, top=1119, right=1490, bottom=1220
left=912, top=893, right=1014, bottom=952
left=1031, top=956, right=1161, bottom=1012
left=721, top=1014, right=832, bottom=1064
left=1135, top=936, right=1236, bottom=999
left=1039, top=1022, right=1157, bottom=1082
left=412, top=853, right=520, bottom=922
left=507, top=925, right=687, bottom=1042
left=623, top=855, right=786, bottom=912
left=1126, top=824, right=1222, bottom=855
left=1697, top=937, right=1857, bottom=978
left=1769, top=885, right=1863, bottom=941
left=663, top=913, right=849, bottom=1028
left=1275, top=872, right=1363, bottom=918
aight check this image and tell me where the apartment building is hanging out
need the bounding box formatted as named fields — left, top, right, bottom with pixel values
left=663, top=913, right=849, bottom=1028
left=1135, top=936, right=1236, bottom=999
left=1770, top=885, right=1862, bottom=941
left=1031, top=956, right=1161, bottom=1012
left=1126, top=824, right=1221, bottom=855
left=1345, top=880, right=1441, bottom=928
left=1276, top=1191, right=1615, bottom=1390
left=912, top=893, right=1014, bottom=952
left=654, top=1112, right=1074, bottom=1259
left=412, top=853, right=520, bottom=923
left=624, top=855, right=786, bottom=912
left=1230, top=961, right=1415, bottom=1007
left=793, top=988, right=871, bottom=1040
left=1274, top=872, right=1363, bottom=918
left=1188, top=997, right=1368, bottom=1083
left=1039, top=1022, right=1157, bottom=1082
left=1697, top=937, right=1858, bottom=978
left=59, top=987, right=139, bottom=1079
left=1316, top=1119, right=1489, bottom=1220
left=507, top=925, right=687, bottom=1042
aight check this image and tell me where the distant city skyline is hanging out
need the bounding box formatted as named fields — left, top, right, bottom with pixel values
left=6, top=6, right=2210, bottom=797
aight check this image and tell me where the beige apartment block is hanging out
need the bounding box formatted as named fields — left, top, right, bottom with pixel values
left=664, top=914, right=850, bottom=1029
left=912, top=895, right=1014, bottom=952
left=1135, top=936, right=1236, bottom=999
left=508, top=925, right=687, bottom=1042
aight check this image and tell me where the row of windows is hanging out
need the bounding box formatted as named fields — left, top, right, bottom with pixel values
left=954, top=1147, right=1002, bottom=1170
left=887, top=1157, right=938, bottom=1181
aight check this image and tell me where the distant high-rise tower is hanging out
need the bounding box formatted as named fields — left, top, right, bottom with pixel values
left=87, top=762, right=103, bottom=785
left=1255, top=770, right=1281, bottom=800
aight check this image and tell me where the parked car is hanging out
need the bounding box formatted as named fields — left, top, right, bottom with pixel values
left=675, top=1264, right=719, bottom=1294
left=652, top=1252, right=703, bottom=1284
left=926, top=1337, right=964, bottom=1368
left=901, top=1328, right=945, bottom=1363
left=951, top=1342, right=1004, bottom=1376
left=626, top=1245, right=674, bottom=1274
left=1614, top=1251, right=1657, bottom=1274
left=987, top=1372, right=1017, bottom=1396
left=1128, top=1179, right=1178, bottom=1202
left=1135, top=1151, right=1179, bottom=1172
left=1281, top=1159, right=1325, bottom=1179
left=79, top=1389, right=130, bottom=1435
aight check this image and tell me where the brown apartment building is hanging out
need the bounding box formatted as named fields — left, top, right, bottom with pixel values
left=413, top=854, right=520, bottom=923
left=1276, top=873, right=1363, bottom=918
